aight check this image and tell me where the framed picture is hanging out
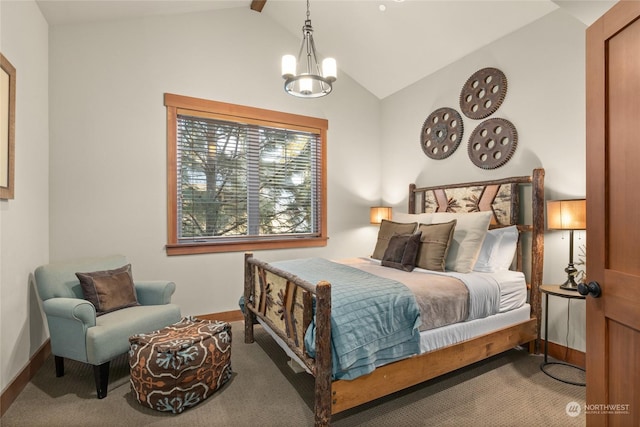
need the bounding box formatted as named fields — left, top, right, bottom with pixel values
left=0, top=52, right=16, bottom=200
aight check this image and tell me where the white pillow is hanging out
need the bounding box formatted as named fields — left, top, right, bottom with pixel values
left=473, top=225, right=519, bottom=272
left=393, top=212, right=434, bottom=225
left=473, top=229, right=502, bottom=273
left=430, top=211, right=492, bottom=273
left=492, top=225, right=519, bottom=271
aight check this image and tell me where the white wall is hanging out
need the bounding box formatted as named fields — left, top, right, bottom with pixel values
left=0, top=1, right=49, bottom=393
left=380, top=9, right=587, bottom=351
left=48, top=8, right=382, bottom=318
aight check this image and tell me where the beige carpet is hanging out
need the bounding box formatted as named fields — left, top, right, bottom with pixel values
left=1, top=321, right=585, bottom=426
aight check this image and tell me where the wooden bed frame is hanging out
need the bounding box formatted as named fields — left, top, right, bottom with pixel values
left=244, top=168, right=545, bottom=426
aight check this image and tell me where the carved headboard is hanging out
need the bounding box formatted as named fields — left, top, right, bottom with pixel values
left=408, top=173, right=537, bottom=226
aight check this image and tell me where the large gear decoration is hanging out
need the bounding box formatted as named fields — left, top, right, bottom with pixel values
left=467, top=118, right=517, bottom=169
left=420, top=107, right=463, bottom=160
left=460, top=68, right=507, bottom=120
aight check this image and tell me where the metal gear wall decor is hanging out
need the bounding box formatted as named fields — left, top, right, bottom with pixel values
left=459, top=67, right=507, bottom=120
left=467, top=118, right=517, bottom=169
left=420, top=107, right=463, bottom=160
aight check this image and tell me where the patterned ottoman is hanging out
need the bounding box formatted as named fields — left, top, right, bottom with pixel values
left=129, top=316, right=232, bottom=413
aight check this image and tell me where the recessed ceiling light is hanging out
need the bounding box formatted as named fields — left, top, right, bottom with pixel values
left=379, top=4, right=386, bottom=12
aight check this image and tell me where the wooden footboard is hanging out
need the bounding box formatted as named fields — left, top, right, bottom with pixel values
left=243, top=253, right=333, bottom=425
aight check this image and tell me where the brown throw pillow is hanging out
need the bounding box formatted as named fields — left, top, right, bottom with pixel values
left=372, top=220, right=417, bottom=259
left=415, top=220, right=457, bottom=271
left=381, top=232, right=422, bottom=272
left=76, top=264, right=139, bottom=316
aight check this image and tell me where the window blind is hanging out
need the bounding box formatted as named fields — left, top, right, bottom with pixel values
left=176, top=114, right=322, bottom=243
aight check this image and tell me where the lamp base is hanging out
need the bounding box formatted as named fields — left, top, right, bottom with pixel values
left=560, top=277, right=580, bottom=291
left=560, top=259, right=579, bottom=291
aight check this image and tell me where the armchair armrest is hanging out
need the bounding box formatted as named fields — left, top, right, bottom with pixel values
left=134, top=281, right=176, bottom=306
left=42, top=298, right=96, bottom=362
left=43, top=297, right=96, bottom=326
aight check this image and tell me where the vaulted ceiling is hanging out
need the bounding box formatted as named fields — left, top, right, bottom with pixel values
left=36, top=0, right=615, bottom=99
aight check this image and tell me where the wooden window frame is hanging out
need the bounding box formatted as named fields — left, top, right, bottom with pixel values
left=164, top=93, right=328, bottom=256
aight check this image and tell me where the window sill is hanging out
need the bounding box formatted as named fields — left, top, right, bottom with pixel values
left=165, top=237, right=328, bottom=256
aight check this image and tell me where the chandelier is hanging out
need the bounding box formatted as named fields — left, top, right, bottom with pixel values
left=281, top=0, right=337, bottom=98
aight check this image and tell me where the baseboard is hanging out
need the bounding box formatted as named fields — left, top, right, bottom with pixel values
left=0, top=340, right=51, bottom=417
left=196, top=309, right=244, bottom=323
left=542, top=339, right=585, bottom=368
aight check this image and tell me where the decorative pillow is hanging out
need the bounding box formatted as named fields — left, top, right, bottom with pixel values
left=76, top=264, right=139, bottom=316
left=415, top=220, right=457, bottom=272
left=372, top=219, right=418, bottom=259
left=430, top=211, right=492, bottom=273
left=474, top=225, right=519, bottom=272
left=381, top=232, right=422, bottom=272
left=393, top=212, right=434, bottom=225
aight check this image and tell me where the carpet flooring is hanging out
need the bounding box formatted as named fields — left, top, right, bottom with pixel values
left=1, top=321, right=586, bottom=426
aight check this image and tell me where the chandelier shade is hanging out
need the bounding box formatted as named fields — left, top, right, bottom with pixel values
left=282, top=0, right=336, bottom=98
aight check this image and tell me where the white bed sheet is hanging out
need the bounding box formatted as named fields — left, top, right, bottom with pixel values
left=418, top=303, right=530, bottom=353
left=489, top=270, right=528, bottom=312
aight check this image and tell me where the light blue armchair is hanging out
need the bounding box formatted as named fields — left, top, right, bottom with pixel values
left=34, top=255, right=181, bottom=398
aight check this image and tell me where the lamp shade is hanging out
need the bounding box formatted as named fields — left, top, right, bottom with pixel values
left=370, top=206, right=392, bottom=224
left=547, top=199, right=586, bottom=230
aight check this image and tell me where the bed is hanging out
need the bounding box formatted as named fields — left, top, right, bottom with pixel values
left=243, top=168, right=545, bottom=426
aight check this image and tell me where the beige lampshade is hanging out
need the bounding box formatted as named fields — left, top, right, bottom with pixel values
left=547, top=199, right=586, bottom=230
left=370, top=206, right=392, bottom=224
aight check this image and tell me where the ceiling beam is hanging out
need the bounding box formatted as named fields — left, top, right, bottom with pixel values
left=250, top=0, right=267, bottom=13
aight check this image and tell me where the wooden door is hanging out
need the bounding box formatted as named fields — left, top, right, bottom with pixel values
left=586, top=2, right=640, bottom=426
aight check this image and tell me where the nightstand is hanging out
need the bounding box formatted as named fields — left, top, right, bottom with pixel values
left=540, top=284, right=585, bottom=386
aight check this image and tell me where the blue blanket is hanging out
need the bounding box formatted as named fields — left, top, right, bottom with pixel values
left=272, top=258, right=421, bottom=380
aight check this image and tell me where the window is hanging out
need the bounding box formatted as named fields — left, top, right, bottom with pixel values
left=165, top=94, right=328, bottom=255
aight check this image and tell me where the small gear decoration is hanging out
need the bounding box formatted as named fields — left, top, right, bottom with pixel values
left=460, top=67, right=507, bottom=120
left=467, top=118, right=517, bottom=169
left=420, top=107, right=463, bottom=160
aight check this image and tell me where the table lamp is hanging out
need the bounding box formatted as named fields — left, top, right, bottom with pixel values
left=370, top=206, right=392, bottom=224
left=546, top=199, right=586, bottom=291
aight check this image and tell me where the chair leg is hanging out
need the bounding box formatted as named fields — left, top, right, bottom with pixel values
left=93, top=362, right=110, bottom=399
left=54, top=356, right=64, bottom=377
